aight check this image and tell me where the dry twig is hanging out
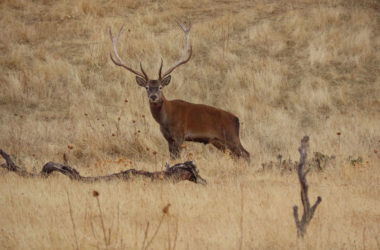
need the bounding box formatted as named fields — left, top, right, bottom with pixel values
left=66, top=191, right=79, bottom=250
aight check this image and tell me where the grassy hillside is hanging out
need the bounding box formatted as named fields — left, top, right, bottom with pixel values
left=0, top=0, right=379, bottom=249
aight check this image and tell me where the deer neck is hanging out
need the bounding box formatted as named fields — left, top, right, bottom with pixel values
left=149, top=94, right=168, bottom=125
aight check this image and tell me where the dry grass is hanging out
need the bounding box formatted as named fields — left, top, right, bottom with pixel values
left=0, top=0, right=380, bottom=249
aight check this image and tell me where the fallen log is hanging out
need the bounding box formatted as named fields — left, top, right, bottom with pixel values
left=0, top=149, right=207, bottom=185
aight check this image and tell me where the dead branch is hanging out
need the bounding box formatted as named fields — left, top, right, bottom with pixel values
left=0, top=149, right=207, bottom=185
left=0, top=149, right=37, bottom=177
left=293, top=136, right=322, bottom=238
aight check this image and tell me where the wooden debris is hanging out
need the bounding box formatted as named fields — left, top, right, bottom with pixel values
left=0, top=149, right=207, bottom=185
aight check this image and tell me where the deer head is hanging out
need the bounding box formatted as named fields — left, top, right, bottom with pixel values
left=109, top=22, right=192, bottom=104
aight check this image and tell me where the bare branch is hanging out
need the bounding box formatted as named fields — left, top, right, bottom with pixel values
left=293, top=136, right=322, bottom=238
left=0, top=149, right=36, bottom=177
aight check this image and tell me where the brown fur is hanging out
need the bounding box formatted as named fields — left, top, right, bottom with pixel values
left=149, top=92, right=250, bottom=161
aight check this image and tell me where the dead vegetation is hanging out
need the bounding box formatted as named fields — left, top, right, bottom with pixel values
left=0, top=149, right=206, bottom=184
left=261, top=151, right=336, bottom=173
left=293, top=136, right=322, bottom=238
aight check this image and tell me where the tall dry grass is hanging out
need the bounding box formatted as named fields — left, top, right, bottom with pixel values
left=0, top=0, right=379, bottom=249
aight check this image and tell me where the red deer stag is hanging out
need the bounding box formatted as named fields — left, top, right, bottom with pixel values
left=109, top=22, right=250, bottom=161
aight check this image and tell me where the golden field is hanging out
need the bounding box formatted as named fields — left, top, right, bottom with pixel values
left=0, top=0, right=379, bottom=249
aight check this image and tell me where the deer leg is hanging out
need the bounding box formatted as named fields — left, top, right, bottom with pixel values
left=228, top=143, right=250, bottom=162
left=240, top=146, right=250, bottom=161
left=211, top=139, right=227, bottom=152
left=168, top=140, right=182, bottom=159
left=161, top=126, right=182, bottom=159
left=211, top=138, right=250, bottom=162
left=166, top=134, right=183, bottom=160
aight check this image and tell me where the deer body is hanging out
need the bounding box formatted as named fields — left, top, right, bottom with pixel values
left=109, top=22, right=250, bottom=161
left=150, top=95, right=249, bottom=159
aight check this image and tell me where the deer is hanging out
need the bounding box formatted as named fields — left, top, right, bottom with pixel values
left=109, top=22, right=250, bottom=161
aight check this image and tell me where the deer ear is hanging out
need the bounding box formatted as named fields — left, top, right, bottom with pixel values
left=136, top=76, right=147, bottom=87
left=161, top=75, right=171, bottom=86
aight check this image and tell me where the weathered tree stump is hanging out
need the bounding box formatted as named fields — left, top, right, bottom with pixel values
left=0, top=149, right=207, bottom=185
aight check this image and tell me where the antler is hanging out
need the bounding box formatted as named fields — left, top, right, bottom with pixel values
left=109, top=26, right=148, bottom=80
left=159, top=21, right=192, bottom=80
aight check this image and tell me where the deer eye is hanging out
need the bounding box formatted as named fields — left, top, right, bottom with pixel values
left=159, top=86, right=163, bottom=90
left=145, top=86, right=149, bottom=90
